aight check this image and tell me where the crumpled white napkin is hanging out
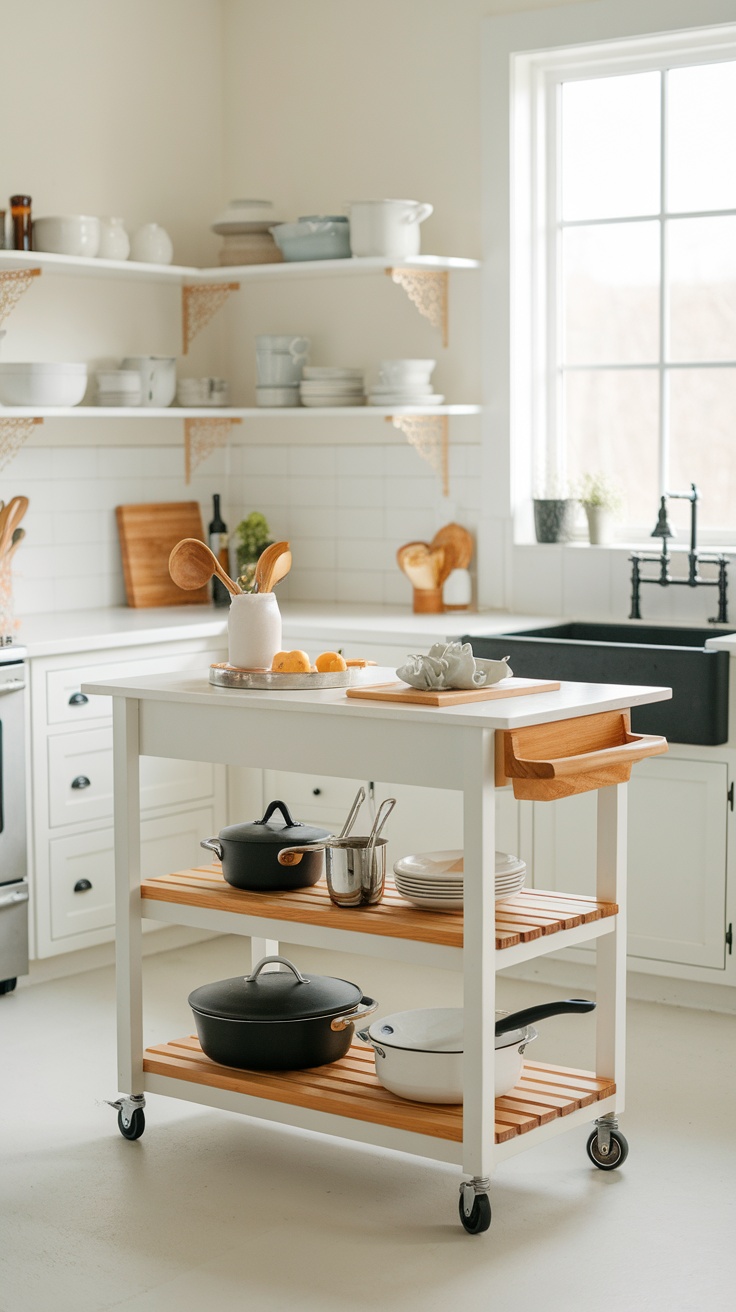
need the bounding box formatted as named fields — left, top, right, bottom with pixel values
left=396, top=641, right=512, bottom=691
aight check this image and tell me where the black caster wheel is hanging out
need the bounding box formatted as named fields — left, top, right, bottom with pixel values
left=459, top=1192, right=492, bottom=1234
left=0, top=978, right=17, bottom=994
left=117, top=1107, right=145, bottom=1141
left=586, top=1127, right=628, bottom=1170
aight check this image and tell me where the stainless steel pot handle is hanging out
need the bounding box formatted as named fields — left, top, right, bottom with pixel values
left=338, top=786, right=366, bottom=840
left=330, top=996, right=378, bottom=1032
left=246, top=954, right=309, bottom=984
left=356, top=1026, right=384, bottom=1056
left=200, top=837, right=223, bottom=861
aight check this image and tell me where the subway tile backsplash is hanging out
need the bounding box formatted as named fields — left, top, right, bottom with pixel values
left=4, top=441, right=483, bottom=614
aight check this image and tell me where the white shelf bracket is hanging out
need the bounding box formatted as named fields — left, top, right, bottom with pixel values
left=387, top=413, right=449, bottom=496
left=0, top=414, right=43, bottom=471
left=386, top=267, right=448, bottom=346
left=0, top=267, right=42, bottom=325
left=184, top=416, right=241, bottom=483
left=181, top=282, right=240, bottom=354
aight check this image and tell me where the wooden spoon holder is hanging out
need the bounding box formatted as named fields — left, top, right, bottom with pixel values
left=495, top=709, right=668, bottom=800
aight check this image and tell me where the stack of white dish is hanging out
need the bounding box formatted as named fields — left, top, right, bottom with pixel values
left=393, top=849, right=526, bottom=910
left=95, top=369, right=142, bottom=407
left=367, top=358, right=444, bottom=406
left=299, top=366, right=365, bottom=408
left=176, top=377, right=229, bottom=407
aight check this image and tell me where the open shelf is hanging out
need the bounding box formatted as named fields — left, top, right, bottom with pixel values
left=143, top=1037, right=615, bottom=1147
left=0, top=249, right=480, bottom=285
left=141, top=866, right=617, bottom=959
left=0, top=403, right=480, bottom=419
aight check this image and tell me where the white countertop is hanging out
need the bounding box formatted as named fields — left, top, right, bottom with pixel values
left=82, top=666, right=671, bottom=731
left=15, top=604, right=548, bottom=659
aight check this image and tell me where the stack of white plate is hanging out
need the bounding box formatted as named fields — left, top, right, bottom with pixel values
left=393, top=849, right=526, bottom=910
left=367, top=358, right=444, bottom=407
left=299, top=366, right=365, bottom=408
left=95, top=369, right=142, bottom=407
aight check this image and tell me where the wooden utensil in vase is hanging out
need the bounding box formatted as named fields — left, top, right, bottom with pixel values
left=396, top=540, right=446, bottom=613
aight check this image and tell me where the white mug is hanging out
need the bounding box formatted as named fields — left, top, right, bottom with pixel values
left=122, top=356, right=176, bottom=407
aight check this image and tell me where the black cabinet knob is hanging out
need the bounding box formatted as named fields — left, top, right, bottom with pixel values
left=312, top=787, right=322, bottom=795
left=74, top=879, right=93, bottom=893
left=71, top=776, right=91, bottom=790
left=69, top=692, right=88, bottom=706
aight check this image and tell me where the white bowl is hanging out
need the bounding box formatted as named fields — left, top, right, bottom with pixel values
left=255, top=385, right=300, bottom=407
left=32, top=215, right=100, bottom=258
left=96, top=370, right=142, bottom=392
left=0, top=362, right=87, bottom=406
left=379, top=358, right=436, bottom=383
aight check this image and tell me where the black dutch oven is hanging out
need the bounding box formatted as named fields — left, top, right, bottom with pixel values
left=189, top=955, right=378, bottom=1069
left=200, top=800, right=330, bottom=890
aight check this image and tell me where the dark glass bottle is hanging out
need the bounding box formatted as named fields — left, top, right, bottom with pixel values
left=10, top=195, right=32, bottom=251
left=209, top=494, right=230, bottom=608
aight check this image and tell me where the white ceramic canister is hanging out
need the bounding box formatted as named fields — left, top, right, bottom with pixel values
left=98, top=217, right=130, bottom=260
left=130, top=222, right=174, bottom=265
left=228, top=592, right=282, bottom=670
left=443, top=568, right=472, bottom=611
left=122, top=355, right=176, bottom=407
left=346, top=200, right=433, bottom=258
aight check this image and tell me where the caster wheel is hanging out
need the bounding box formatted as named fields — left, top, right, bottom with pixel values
left=586, top=1127, right=628, bottom=1170
left=0, top=978, right=17, bottom=995
left=117, top=1107, right=145, bottom=1141
left=459, top=1192, right=492, bottom=1234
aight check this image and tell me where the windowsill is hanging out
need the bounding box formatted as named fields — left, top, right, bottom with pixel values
left=516, top=539, right=736, bottom=555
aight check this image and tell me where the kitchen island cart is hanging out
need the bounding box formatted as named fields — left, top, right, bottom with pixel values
left=84, top=668, right=670, bottom=1233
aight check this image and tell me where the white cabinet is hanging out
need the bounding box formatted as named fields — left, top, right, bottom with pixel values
left=531, top=754, right=730, bottom=973
left=29, top=634, right=228, bottom=957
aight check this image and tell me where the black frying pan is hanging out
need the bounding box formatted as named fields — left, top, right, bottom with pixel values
left=495, top=998, right=595, bottom=1036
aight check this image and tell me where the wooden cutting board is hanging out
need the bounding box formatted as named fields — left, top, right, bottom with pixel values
left=345, top=678, right=561, bottom=707
left=116, top=501, right=210, bottom=607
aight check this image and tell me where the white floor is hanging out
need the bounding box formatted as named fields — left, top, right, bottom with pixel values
left=1, top=935, right=734, bottom=1312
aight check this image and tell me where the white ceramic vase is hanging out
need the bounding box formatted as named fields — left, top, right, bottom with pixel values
left=130, top=223, right=174, bottom=265
left=98, top=217, right=130, bottom=261
left=585, top=505, right=614, bottom=545
left=228, top=593, right=282, bottom=669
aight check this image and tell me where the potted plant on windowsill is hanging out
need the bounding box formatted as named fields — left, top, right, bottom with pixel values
left=533, top=479, right=575, bottom=543
left=578, top=473, right=623, bottom=545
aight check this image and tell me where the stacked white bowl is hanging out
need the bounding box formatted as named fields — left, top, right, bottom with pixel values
left=393, top=849, right=526, bottom=911
left=367, top=358, right=443, bottom=406
left=176, top=377, right=229, bottom=407
left=299, top=366, right=365, bottom=407
left=95, top=369, right=142, bottom=407
left=0, top=362, right=88, bottom=407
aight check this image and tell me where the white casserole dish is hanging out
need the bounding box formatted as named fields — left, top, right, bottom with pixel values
left=0, top=362, right=87, bottom=407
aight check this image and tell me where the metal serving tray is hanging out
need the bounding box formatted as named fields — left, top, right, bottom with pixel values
left=209, top=664, right=355, bottom=690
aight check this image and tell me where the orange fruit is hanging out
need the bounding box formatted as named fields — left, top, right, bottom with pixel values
left=271, top=650, right=311, bottom=673
left=315, top=650, right=340, bottom=672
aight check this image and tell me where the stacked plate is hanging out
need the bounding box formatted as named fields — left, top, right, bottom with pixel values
left=211, top=200, right=284, bottom=266
left=393, top=849, right=526, bottom=910
left=367, top=358, right=443, bottom=407
left=299, top=366, right=365, bottom=408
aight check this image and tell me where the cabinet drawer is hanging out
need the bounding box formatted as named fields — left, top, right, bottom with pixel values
left=48, top=728, right=216, bottom=828
left=45, top=647, right=226, bottom=727
left=49, top=805, right=215, bottom=939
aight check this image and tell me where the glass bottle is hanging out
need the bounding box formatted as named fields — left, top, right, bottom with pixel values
left=10, top=195, right=32, bottom=251
left=209, top=494, right=230, bottom=608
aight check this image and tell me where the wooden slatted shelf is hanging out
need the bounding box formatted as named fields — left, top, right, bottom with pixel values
left=141, top=866, right=617, bottom=950
left=143, top=1038, right=615, bottom=1145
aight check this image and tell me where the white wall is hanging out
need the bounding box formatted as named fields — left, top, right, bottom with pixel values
left=6, top=0, right=720, bottom=627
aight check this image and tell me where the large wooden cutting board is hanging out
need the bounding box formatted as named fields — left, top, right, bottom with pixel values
left=116, top=501, right=209, bottom=607
left=345, top=677, right=561, bottom=707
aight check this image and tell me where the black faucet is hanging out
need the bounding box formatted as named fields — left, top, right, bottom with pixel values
left=629, top=483, right=729, bottom=624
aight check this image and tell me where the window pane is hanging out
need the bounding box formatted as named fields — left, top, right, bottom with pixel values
left=669, top=368, right=736, bottom=530
left=667, top=62, right=736, bottom=212
left=563, top=222, right=660, bottom=364
left=564, top=370, right=659, bottom=524
left=668, top=217, right=736, bottom=362
left=561, top=73, right=661, bottom=221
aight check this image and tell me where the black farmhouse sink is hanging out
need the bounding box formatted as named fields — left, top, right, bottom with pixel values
left=464, top=622, right=732, bottom=745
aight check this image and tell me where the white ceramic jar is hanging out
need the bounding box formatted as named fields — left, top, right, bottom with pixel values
left=228, top=593, right=282, bottom=669
left=130, top=223, right=174, bottom=264
left=346, top=200, right=433, bottom=257
left=98, top=217, right=130, bottom=261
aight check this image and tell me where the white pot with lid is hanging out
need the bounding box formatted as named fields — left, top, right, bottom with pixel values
left=346, top=199, right=433, bottom=258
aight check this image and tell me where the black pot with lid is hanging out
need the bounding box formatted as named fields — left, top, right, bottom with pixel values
left=200, top=799, right=330, bottom=890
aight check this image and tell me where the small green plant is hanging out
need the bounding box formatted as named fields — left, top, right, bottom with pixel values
left=234, top=512, right=272, bottom=589
left=577, top=473, right=623, bottom=514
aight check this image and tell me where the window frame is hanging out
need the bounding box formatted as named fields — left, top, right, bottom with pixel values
left=482, top=0, right=736, bottom=550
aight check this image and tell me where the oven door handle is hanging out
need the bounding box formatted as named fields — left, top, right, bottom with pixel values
left=0, top=678, right=25, bottom=694
left=0, top=885, right=29, bottom=910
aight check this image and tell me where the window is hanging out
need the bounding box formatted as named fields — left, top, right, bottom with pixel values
left=484, top=1, right=736, bottom=543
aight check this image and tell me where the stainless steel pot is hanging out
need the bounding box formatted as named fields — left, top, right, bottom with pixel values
left=359, top=998, right=595, bottom=1103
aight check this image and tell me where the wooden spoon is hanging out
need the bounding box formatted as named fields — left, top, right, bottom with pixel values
left=261, top=547, right=292, bottom=593
left=0, top=496, right=29, bottom=558
left=254, top=540, right=290, bottom=593
left=2, top=527, right=25, bottom=563
left=168, top=537, right=242, bottom=596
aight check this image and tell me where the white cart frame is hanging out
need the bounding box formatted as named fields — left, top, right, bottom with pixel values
left=85, top=669, right=670, bottom=1231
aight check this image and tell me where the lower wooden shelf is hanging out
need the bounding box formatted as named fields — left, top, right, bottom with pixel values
left=143, top=1037, right=615, bottom=1145
left=141, top=866, right=617, bottom=951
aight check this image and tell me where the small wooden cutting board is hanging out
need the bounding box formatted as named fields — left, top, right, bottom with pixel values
left=116, top=501, right=209, bottom=608
left=345, top=677, right=561, bottom=707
